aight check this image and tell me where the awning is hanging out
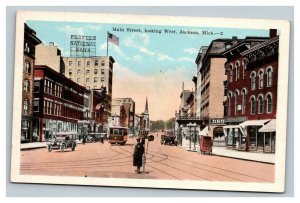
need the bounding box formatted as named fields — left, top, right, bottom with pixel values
left=199, top=126, right=209, bottom=136
left=259, top=119, right=276, bottom=132
left=239, top=119, right=271, bottom=128
left=223, top=125, right=240, bottom=129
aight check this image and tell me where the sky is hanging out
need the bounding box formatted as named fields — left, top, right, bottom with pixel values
left=27, top=20, right=269, bottom=121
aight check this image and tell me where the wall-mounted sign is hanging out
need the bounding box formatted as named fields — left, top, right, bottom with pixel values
left=210, top=118, right=226, bottom=125
left=70, top=35, right=96, bottom=57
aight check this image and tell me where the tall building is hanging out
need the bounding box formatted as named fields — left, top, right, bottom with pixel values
left=62, top=56, right=115, bottom=112
left=35, top=42, right=65, bottom=74
left=222, top=30, right=278, bottom=153
left=140, top=97, right=150, bottom=131
left=21, top=23, right=42, bottom=143
left=33, top=65, right=86, bottom=141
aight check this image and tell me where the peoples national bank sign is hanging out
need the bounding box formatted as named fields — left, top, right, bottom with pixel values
left=70, top=35, right=96, bottom=57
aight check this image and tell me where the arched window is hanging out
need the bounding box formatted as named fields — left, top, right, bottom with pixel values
left=267, top=66, right=273, bottom=87
left=23, top=99, right=29, bottom=115
left=229, top=64, right=233, bottom=83
left=228, top=91, right=233, bottom=116
left=235, top=90, right=239, bottom=115
left=25, top=61, right=31, bottom=74
left=24, top=80, right=29, bottom=92
left=258, top=69, right=264, bottom=89
left=250, top=72, right=256, bottom=90
left=266, top=93, right=273, bottom=113
left=250, top=96, right=256, bottom=115
left=242, top=59, right=246, bottom=79
left=236, top=61, right=240, bottom=81
left=242, top=88, right=247, bottom=114
left=258, top=95, right=264, bottom=114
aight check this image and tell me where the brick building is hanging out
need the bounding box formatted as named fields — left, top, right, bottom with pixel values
left=21, top=23, right=42, bottom=143
left=222, top=30, right=278, bottom=153
left=33, top=65, right=86, bottom=141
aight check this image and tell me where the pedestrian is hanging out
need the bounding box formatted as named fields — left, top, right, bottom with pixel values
left=133, top=137, right=145, bottom=174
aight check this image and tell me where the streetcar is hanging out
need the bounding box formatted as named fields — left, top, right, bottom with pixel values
left=108, top=126, right=128, bottom=145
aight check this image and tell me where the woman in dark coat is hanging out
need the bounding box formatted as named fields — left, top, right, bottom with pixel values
left=133, top=138, right=145, bottom=174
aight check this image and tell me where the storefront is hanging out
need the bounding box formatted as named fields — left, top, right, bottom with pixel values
left=210, top=118, right=226, bottom=147
left=223, top=125, right=246, bottom=150
left=258, top=119, right=276, bottom=153
left=239, top=119, right=271, bottom=152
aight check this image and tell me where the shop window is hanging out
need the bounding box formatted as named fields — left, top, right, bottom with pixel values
left=258, top=95, right=264, bottom=114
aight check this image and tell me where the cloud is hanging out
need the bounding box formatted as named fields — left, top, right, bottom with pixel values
left=132, top=55, right=141, bottom=61
left=158, top=53, right=174, bottom=61
left=56, top=25, right=85, bottom=35
left=139, top=47, right=155, bottom=56
left=177, top=57, right=195, bottom=62
left=112, top=62, right=194, bottom=120
left=184, top=47, right=199, bottom=55
left=85, top=24, right=102, bottom=31
left=124, top=33, right=150, bottom=48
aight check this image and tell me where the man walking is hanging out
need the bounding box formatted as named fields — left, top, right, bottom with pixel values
left=133, top=137, right=145, bottom=174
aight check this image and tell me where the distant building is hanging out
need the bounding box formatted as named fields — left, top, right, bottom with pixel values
left=35, top=42, right=65, bottom=74
left=33, top=65, right=86, bottom=142
left=22, top=23, right=42, bottom=143
left=140, top=97, right=150, bottom=131
left=112, top=98, right=135, bottom=131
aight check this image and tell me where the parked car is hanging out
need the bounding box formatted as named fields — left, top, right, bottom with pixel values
left=47, top=132, right=78, bottom=152
left=161, top=130, right=177, bottom=146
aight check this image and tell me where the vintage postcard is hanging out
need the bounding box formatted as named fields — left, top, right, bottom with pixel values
left=11, top=11, right=290, bottom=192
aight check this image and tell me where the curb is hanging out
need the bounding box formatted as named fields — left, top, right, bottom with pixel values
left=210, top=153, right=275, bottom=165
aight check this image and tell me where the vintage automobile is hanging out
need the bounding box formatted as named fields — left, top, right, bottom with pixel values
left=161, top=130, right=177, bottom=146
left=47, top=132, right=78, bottom=152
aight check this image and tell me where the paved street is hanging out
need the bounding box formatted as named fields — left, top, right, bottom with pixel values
left=20, top=133, right=274, bottom=182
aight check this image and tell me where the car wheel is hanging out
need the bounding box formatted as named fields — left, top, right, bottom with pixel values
left=60, top=144, right=66, bottom=152
left=48, top=146, right=52, bottom=152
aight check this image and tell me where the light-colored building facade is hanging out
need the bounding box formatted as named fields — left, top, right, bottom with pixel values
left=112, top=98, right=136, bottom=132
left=35, top=42, right=65, bottom=74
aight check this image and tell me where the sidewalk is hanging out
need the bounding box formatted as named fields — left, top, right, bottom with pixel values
left=211, top=146, right=275, bottom=164
left=179, top=138, right=275, bottom=164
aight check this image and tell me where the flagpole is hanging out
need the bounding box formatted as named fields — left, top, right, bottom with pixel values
left=106, top=31, right=109, bottom=56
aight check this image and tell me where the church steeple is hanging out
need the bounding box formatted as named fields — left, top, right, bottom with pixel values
left=144, top=97, right=149, bottom=114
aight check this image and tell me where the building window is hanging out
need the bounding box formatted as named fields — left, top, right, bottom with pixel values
left=78, top=61, right=82, bottom=67
left=33, top=100, right=39, bottom=112
left=250, top=96, right=256, bottom=115
left=87, top=61, right=90, bottom=67
left=69, top=61, right=73, bottom=66
left=258, top=95, right=264, bottom=114
left=228, top=92, right=232, bottom=116
left=25, top=61, right=31, bottom=74
left=24, top=80, right=29, bottom=92
left=23, top=99, right=29, bottom=115
left=95, top=60, right=99, bottom=66
left=235, top=90, right=239, bottom=115
left=86, top=78, right=90, bottom=83
left=236, top=61, right=240, bottom=81
left=24, top=42, right=30, bottom=53
left=94, top=77, right=98, bottom=82
left=101, top=69, right=105, bottom=74
left=34, top=81, right=40, bottom=93
left=267, top=67, right=273, bottom=87
left=101, top=77, right=105, bottom=82
left=69, top=69, right=72, bottom=77
left=77, top=69, right=81, bottom=75
left=229, top=64, right=233, bottom=83
left=242, top=88, right=247, bottom=114
left=101, top=61, right=105, bottom=66
left=94, top=69, right=98, bottom=74
left=258, top=70, right=264, bottom=89
left=86, top=70, right=90, bottom=75
left=77, top=78, right=81, bottom=83
left=250, top=72, right=256, bottom=90
left=266, top=93, right=273, bottom=113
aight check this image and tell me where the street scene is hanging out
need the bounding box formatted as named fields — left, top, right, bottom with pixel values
left=17, top=16, right=279, bottom=184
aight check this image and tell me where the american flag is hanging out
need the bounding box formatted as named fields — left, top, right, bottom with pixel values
left=108, top=32, right=119, bottom=46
